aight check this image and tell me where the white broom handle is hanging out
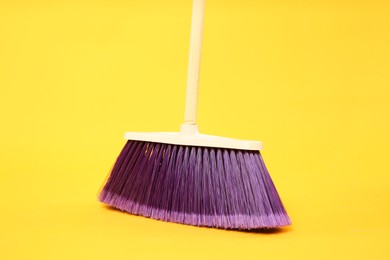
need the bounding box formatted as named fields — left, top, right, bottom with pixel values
left=184, top=0, right=205, bottom=125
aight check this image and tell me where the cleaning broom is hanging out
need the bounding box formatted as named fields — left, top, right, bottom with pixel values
left=99, top=0, right=291, bottom=229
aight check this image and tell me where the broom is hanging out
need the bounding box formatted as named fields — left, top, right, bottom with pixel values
left=99, top=0, right=291, bottom=229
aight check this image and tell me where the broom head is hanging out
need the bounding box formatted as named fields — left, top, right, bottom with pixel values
left=99, top=128, right=291, bottom=230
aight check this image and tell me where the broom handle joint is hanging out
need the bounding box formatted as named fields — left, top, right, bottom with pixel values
left=184, top=0, right=205, bottom=125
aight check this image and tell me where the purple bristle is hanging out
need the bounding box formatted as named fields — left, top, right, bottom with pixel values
left=99, top=140, right=291, bottom=229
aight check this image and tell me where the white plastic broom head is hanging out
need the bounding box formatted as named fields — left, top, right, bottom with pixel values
left=124, top=124, right=263, bottom=151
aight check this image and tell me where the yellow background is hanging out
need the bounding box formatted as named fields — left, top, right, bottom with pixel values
left=1, top=0, right=389, bottom=259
